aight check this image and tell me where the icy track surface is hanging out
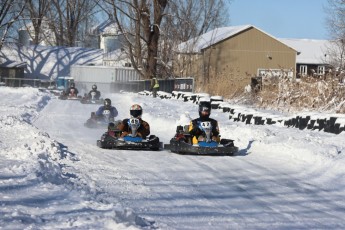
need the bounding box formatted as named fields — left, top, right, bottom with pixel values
left=1, top=88, right=345, bottom=229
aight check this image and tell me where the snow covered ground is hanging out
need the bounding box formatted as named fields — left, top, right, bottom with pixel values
left=1, top=87, right=345, bottom=229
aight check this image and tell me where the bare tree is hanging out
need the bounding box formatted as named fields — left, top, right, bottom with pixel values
left=100, top=0, right=228, bottom=79
left=324, top=0, right=345, bottom=74
left=166, top=0, right=230, bottom=78
left=153, top=0, right=230, bottom=78
left=0, top=0, right=26, bottom=50
left=167, top=0, right=229, bottom=40
left=324, top=39, right=345, bottom=71
left=21, top=0, right=50, bottom=45
left=101, top=0, right=168, bottom=79
left=46, top=0, right=101, bottom=46
left=325, top=0, right=345, bottom=40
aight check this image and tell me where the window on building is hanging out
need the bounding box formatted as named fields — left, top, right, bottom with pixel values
left=300, top=65, right=307, bottom=76
left=317, top=66, right=325, bottom=75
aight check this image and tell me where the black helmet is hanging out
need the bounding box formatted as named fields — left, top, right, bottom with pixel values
left=92, top=84, right=97, bottom=90
left=130, top=104, right=142, bottom=118
left=104, top=98, right=111, bottom=108
left=198, top=101, right=211, bottom=118
left=108, top=122, right=116, bottom=131
left=70, top=82, right=75, bottom=88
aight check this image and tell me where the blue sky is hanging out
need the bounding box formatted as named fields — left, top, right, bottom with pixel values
left=229, top=0, right=329, bottom=40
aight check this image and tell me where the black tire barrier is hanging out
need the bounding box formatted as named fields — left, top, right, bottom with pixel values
left=140, top=90, right=345, bottom=135
left=231, top=100, right=342, bottom=134
left=220, top=105, right=345, bottom=135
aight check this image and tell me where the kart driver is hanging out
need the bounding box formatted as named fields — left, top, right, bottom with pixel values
left=94, top=98, right=118, bottom=121
left=117, top=104, right=150, bottom=138
left=87, top=84, right=101, bottom=100
left=189, top=101, right=220, bottom=144
left=65, top=82, right=79, bottom=97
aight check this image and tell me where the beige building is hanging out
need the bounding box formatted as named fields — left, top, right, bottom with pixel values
left=174, top=25, right=297, bottom=95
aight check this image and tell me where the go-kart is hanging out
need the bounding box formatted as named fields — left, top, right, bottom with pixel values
left=80, top=92, right=104, bottom=104
left=84, top=110, right=115, bottom=129
left=58, top=92, right=81, bottom=100
left=164, top=121, right=238, bottom=156
left=97, top=118, right=162, bottom=151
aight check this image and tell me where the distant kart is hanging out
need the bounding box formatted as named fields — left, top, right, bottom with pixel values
left=164, top=122, right=238, bottom=156
left=58, top=93, right=82, bottom=101
left=84, top=111, right=115, bottom=129
left=80, top=93, right=104, bottom=104
left=80, top=98, right=104, bottom=104
left=97, top=118, right=162, bottom=151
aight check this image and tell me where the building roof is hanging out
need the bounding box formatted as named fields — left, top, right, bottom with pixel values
left=92, top=19, right=119, bottom=35
left=278, top=38, right=331, bottom=65
left=176, top=24, right=297, bottom=53
left=177, top=25, right=251, bottom=53
left=177, top=25, right=333, bottom=66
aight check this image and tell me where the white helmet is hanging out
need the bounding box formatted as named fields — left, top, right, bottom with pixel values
left=130, top=104, right=142, bottom=118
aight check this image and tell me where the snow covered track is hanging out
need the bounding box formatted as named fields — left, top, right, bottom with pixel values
left=1, top=88, right=345, bottom=229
